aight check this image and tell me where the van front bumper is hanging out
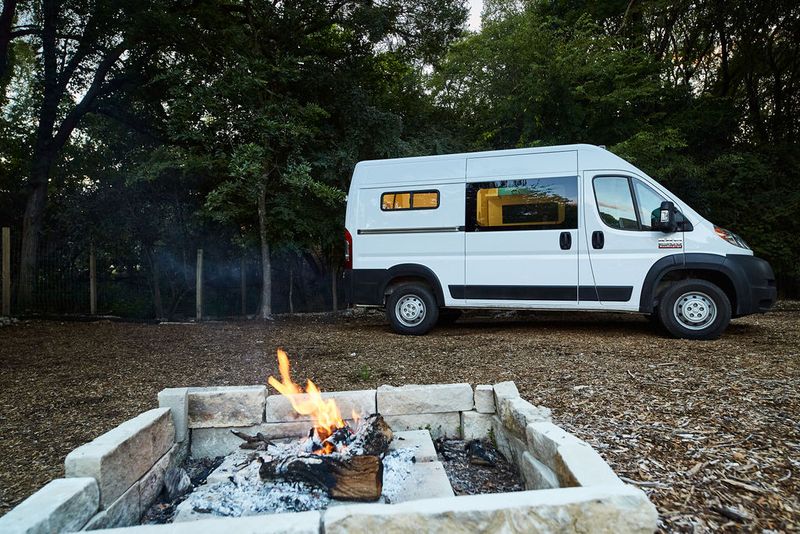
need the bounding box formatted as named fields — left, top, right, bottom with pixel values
left=727, top=254, right=777, bottom=315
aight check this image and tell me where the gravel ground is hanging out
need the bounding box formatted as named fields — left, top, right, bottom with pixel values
left=0, top=305, right=798, bottom=531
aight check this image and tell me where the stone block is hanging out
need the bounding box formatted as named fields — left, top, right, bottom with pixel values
left=490, top=416, right=511, bottom=459
left=499, top=397, right=551, bottom=438
left=139, top=443, right=183, bottom=511
left=460, top=411, right=493, bottom=441
left=83, top=479, right=140, bottom=530
left=384, top=412, right=460, bottom=439
left=554, top=443, right=624, bottom=488
left=519, top=452, right=559, bottom=490
left=388, top=430, right=437, bottom=463
left=377, top=384, right=473, bottom=415
left=0, top=478, right=98, bottom=534
left=265, top=389, right=375, bottom=423
left=190, top=421, right=323, bottom=459
left=492, top=381, right=519, bottom=407
left=158, top=387, right=189, bottom=442
left=170, top=439, right=190, bottom=470
left=187, top=386, right=266, bottom=428
left=324, top=485, right=658, bottom=534
left=65, top=408, right=174, bottom=507
left=474, top=385, right=495, bottom=414
left=384, top=461, right=454, bottom=504
left=98, top=511, right=321, bottom=533
left=525, top=421, right=586, bottom=468
left=191, top=426, right=252, bottom=459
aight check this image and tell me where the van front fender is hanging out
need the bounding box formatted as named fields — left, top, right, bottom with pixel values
left=639, top=253, right=776, bottom=316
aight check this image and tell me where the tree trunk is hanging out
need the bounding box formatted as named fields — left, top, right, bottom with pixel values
left=149, top=248, right=164, bottom=319
left=331, top=266, right=338, bottom=312
left=18, top=160, right=51, bottom=306
left=257, top=188, right=272, bottom=319
left=0, top=0, right=17, bottom=85
left=288, top=260, right=294, bottom=314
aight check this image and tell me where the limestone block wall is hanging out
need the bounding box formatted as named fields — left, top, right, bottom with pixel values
left=0, top=406, right=187, bottom=533
left=0, top=381, right=658, bottom=534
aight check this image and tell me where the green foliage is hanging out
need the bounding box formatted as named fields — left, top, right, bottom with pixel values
left=2, top=0, right=799, bottom=314
left=432, top=0, right=799, bottom=294
left=355, top=364, right=373, bottom=382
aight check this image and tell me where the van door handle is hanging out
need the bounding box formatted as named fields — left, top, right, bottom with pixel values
left=559, top=232, right=572, bottom=250
left=592, top=230, right=604, bottom=249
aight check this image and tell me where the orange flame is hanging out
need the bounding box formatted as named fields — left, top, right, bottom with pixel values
left=268, top=349, right=345, bottom=453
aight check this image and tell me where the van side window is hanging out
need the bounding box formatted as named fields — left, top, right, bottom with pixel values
left=593, top=177, right=639, bottom=230
left=381, top=190, right=439, bottom=211
left=632, top=180, right=666, bottom=230
left=594, top=176, right=670, bottom=231
left=465, top=176, right=578, bottom=232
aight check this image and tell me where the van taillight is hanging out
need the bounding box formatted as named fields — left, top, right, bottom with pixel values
left=344, top=229, right=353, bottom=270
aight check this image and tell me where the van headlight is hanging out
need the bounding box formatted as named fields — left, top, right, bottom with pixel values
left=714, top=226, right=750, bottom=249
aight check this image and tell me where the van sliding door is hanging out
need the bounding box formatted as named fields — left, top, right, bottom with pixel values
left=458, top=152, right=580, bottom=309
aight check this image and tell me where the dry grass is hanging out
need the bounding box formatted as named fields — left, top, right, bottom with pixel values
left=0, top=305, right=798, bottom=531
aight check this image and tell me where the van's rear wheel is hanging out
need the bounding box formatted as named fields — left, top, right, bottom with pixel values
left=658, top=279, right=731, bottom=340
left=386, top=284, right=438, bottom=335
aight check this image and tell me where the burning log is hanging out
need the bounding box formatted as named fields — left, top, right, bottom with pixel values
left=259, top=454, right=384, bottom=501
left=236, top=413, right=394, bottom=501
left=237, top=350, right=396, bottom=501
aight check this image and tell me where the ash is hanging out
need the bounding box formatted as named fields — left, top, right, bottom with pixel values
left=380, top=448, right=416, bottom=504
left=171, top=426, right=418, bottom=520
left=178, top=454, right=331, bottom=517
left=435, top=438, right=524, bottom=495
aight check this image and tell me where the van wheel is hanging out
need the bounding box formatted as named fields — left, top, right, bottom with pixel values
left=438, top=309, right=462, bottom=325
left=658, top=279, right=731, bottom=340
left=386, top=284, right=438, bottom=335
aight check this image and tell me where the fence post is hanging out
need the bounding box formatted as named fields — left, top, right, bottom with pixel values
left=196, top=248, right=203, bottom=321
left=240, top=256, right=247, bottom=316
left=2, top=227, right=10, bottom=316
left=89, top=243, right=97, bottom=315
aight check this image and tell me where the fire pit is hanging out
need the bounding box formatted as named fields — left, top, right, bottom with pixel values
left=0, top=351, right=658, bottom=533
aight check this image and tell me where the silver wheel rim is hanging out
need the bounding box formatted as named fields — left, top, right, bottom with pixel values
left=395, top=294, right=426, bottom=327
left=673, top=291, right=717, bottom=331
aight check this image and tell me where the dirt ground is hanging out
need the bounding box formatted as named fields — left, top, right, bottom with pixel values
left=0, top=305, right=798, bottom=531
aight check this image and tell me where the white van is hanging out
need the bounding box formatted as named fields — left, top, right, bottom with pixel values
left=342, top=144, right=776, bottom=339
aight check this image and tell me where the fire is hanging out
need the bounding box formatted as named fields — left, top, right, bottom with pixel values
left=268, top=349, right=346, bottom=454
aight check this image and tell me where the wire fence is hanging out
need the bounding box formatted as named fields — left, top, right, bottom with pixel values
left=0, top=227, right=342, bottom=320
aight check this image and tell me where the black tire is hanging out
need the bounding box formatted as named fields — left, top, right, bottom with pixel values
left=386, top=283, right=439, bottom=335
left=658, top=279, right=731, bottom=340
left=437, top=309, right=462, bottom=325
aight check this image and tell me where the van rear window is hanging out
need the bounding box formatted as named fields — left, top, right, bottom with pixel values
left=381, top=190, right=439, bottom=211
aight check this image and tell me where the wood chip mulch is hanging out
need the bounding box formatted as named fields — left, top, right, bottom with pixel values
left=0, top=304, right=798, bottom=531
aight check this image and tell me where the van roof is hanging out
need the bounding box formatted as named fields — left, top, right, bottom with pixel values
left=354, top=143, right=624, bottom=168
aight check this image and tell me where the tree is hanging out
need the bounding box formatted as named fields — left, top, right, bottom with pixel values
left=155, top=0, right=467, bottom=318
left=7, top=0, right=175, bottom=305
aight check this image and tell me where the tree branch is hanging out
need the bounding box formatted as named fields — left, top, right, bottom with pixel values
left=0, top=0, right=18, bottom=81
left=51, top=43, right=128, bottom=151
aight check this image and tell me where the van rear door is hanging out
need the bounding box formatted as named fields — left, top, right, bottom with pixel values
left=457, top=151, right=580, bottom=308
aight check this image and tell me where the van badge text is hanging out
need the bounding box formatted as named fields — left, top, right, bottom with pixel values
left=658, top=238, right=683, bottom=249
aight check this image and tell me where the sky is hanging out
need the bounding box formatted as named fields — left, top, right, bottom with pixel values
left=468, top=0, right=483, bottom=30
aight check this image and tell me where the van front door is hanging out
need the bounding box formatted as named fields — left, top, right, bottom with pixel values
left=458, top=155, right=581, bottom=308
left=583, top=172, right=684, bottom=311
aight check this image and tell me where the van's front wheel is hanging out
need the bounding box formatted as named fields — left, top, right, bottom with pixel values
left=386, top=284, right=438, bottom=335
left=658, top=279, right=731, bottom=340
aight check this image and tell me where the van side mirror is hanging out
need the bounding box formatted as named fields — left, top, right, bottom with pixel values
left=656, top=201, right=677, bottom=233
